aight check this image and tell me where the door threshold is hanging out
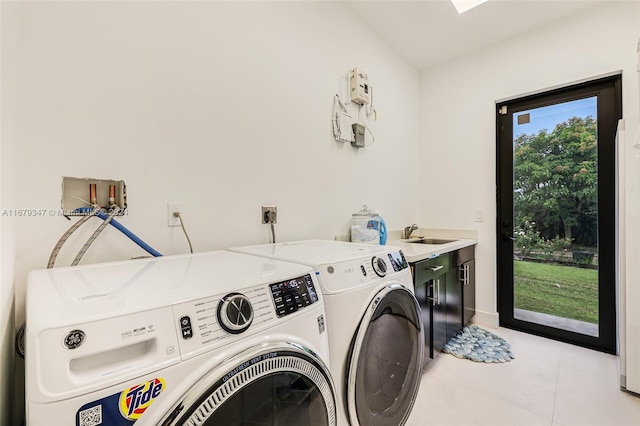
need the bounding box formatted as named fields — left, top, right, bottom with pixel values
left=514, top=308, right=598, bottom=337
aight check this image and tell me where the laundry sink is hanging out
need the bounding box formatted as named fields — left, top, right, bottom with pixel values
left=403, top=238, right=457, bottom=245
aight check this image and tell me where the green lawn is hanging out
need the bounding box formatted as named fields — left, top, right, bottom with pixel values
left=514, top=261, right=598, bottom=324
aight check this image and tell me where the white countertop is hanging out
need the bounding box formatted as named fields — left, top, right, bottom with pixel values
left=385, top=227, right=477, bottom=263
left=336, top=227, right=478, bottom=263
left=388, top=238, right=477, bottom=263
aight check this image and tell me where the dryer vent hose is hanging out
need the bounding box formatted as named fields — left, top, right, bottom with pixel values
left=16, top=322, right=25, bottom=359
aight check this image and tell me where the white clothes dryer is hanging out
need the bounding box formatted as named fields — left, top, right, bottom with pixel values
left=25, top=250, right=336, bottom=426
left=230, top=240, right=424, bottom=426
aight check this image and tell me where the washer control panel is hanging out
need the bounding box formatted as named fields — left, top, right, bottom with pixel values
left=173, top=283, right=275, bottom=360
left=270, top=274, right=319, bottom=318
left=217, top=293, right=254, bottom=334
left=173, top=274, right=321, bottom=359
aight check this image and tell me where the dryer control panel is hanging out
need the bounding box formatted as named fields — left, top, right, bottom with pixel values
left=387, top=250, right=409, bottom=272
left=363, top=250, right=408, bottom=278
left=319, top=250, right=412, bottom=293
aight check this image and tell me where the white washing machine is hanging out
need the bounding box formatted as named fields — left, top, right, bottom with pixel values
left=230, top=240, right=424, bottom=426
left=25, top=250, right=336, bottom=426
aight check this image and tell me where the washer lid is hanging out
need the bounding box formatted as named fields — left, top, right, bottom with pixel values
left=26, top=250, right=315, bottom=328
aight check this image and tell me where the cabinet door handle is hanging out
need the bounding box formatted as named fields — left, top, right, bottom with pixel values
left=435, top=279, right=440, bottom=305
left=429, top=265, right=444, bottom=272
left=459, top=264, right=470, bottom=285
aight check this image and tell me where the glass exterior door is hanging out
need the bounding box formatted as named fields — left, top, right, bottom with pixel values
left=512, top=97, right=600, bottom=335
left=497, top=75, right=621, bottom=353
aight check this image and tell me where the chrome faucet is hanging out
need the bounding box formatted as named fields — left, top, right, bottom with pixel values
left=404, top=224, right=419, bottom=239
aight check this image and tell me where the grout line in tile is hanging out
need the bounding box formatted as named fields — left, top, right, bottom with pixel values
left=550, top=345, right=562, bottom=425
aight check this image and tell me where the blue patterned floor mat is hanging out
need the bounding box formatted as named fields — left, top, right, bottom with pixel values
left=443, top=325, right=515, bottom=363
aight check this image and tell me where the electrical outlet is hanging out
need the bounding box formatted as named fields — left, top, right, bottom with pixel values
left=168, top=203, right=183, bottom=227
left=474, top=210, right=485, bottom=222
left=262, top=205, right=277, bottom=224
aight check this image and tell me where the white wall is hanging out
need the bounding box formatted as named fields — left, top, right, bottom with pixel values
left=0, top=1, right=16, bottom=423
left=0, top=216, right=15, bottom=426
left=1, top=1, right=421, bottom=420
left=419, top=1, right=640, bottom=326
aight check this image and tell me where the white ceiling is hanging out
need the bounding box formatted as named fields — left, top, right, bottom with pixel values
left=344, top=0, right=610, bottom=70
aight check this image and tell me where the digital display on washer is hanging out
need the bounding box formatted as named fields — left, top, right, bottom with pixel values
left=269, top=274, right=318, bottom=318
left=388, top=250, right=408, bottom=272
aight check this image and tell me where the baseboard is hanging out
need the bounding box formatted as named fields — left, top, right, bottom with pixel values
left=471, top=310, right=500, bottom=329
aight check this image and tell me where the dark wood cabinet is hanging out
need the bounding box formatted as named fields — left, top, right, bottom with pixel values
left=411, top=253, right=450, bottom=365
left=413, top=275, right=432, bottom=365
left=411, top=244, right=476, bottom=367
left=431, top=269, right=448, bottom=359
left=445, top=266, right=462, bottom=343
left=455, top=245, right=476, bottom=326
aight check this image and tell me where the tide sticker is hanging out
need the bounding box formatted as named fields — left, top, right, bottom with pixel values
left=119, top=377, right=166, bottom=421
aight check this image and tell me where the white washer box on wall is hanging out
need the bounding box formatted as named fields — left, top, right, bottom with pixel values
left=61, top=176, right=127, bottom=215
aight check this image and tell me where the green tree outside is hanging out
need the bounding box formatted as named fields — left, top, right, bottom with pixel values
left=513, top=116, right=597, bottom=247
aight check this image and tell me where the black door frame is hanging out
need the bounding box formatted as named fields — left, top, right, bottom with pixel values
left=496, top=74, right=622, bottom=354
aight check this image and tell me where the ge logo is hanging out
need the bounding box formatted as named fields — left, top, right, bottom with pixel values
left=63, top=330, right=85, bottom=349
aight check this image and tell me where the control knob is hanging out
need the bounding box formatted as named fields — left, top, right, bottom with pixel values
left=217, top=293, right=254, bottom=334
left=371, top=256, right=387, bottom=277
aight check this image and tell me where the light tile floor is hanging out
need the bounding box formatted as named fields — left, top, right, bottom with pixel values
left=406, top=327, right=640, bottom=426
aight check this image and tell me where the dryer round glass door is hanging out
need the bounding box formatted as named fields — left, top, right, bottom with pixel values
left=347, top=284, right=424, bottom=426
left=160, top=343, right=336, bottom=426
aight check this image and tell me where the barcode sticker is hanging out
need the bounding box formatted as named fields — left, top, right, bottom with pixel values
left=78, top=405, right=102, bottom=426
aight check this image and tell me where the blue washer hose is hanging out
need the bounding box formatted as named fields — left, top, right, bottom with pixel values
left=74, top=208, right=162, bottom=257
